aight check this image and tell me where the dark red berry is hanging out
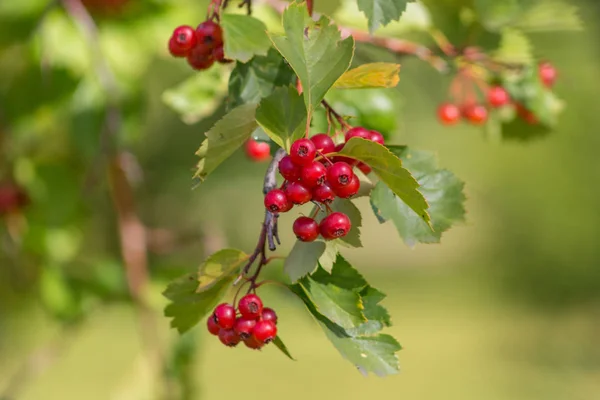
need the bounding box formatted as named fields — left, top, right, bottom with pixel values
left=245, top=139, right=270, bottom=162
left=279, top=155, right=302, bottom=181
left=345, top=127, right=370, bottom=142
left=332, top=174, right=360, bottom=199
left=218, top=329, right=241, bottom=347
left=264, top=189, right=291, bottom=213
left=487, top=86, right=510, bottom=107
left=196, top=20, right=223, bottom=48
left=186, top=45, right=214, bottom=70
left=358, top=163, right=372, bottom=175
left=312, top=184, right=335, bottom=204
left=0, top=184, right=28, bottom=215
left=213, top=45, right=226, bottom=62
left=463, top=104, right=488, bottom=125
left=310, top=133, right=336, bottom=154
left=290, top=139, right=316, bottom=166
left=437, top=103, right=461, bottom=125
left=169, top=25, right=197, bottom=57
left=319, top=212, right=351, bottom=240
left=234, top=317, right=257, bottom=340
left=368, top=130, right=385, bottom=145
left=284, top=181, right=312, bottom=205
left=213, top=303, right=236, bottom=329
left=207, top=315, right=221, bottom=336
left=293, top=216, right=319, bottom=242
left=261, top=308, right=278, bottom=324
left=327, top=162, right=355, bottom=188
left=301, top=161, right=327, bottom=187
left=243, top=336, right=264, bottom=350
left=252, top=320, right=277, bottom=344
left=539, top=61, right=557, bottom=88
left=238, top=294, right=263, bottom=319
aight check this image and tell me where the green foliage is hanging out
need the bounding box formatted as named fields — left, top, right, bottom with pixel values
left=357, top=0, right=414, bottom=33
left=272, top=336, right=295, bottom=360
left=221, top=14, right=272, bottom=62
left=333, top=63, right=401, bottom=89
left=284, top=241, right=327, bottom=283
left=494, top=28, right=533, bottom=65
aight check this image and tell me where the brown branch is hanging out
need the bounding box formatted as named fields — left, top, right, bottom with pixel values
left=322, top=100, right=351, bottom=130
left=307, top=0, right=313, bottom=16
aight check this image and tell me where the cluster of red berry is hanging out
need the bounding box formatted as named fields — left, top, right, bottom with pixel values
left=263, top=127, right=384, bottom=242
left=168, top=21, right=229, bottom=70
left=0, top=183, right=28, bottom=216
left=207, top=294, right=278, bottom=349
left=438, top=61, right=558, bottom=126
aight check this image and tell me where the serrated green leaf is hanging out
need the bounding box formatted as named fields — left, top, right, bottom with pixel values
left=162, top=68, right=227, bottom=124
left=221, top=14, right=271, bottom=63
left=318, top=241, right=339, bottom=272
left=333, top=63, right=401, bottom=89
left=370, top=147, right=466, bottom=246
left=311, top=255, right=368, bottom=290
left=272, top=336, right=295, bottom=360
left=255, top=86, right=307, bottom=151
left=194, top=103, right=258, bottom=182
left=357, top=0, right=413, bottom=33
left=270, top=2, right=354, bottom=113
left=284, top=240, right=326, bottom=282
left=335, top=138, right=431, bottom=226
left=494, top=28, right=533, bottom=65
left=228, top=48, right=296, bottom=108
left=197, top=248, right=249, bottom=292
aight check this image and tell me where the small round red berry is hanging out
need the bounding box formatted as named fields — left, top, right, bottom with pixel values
left=319, top=212, right=351, bottom=240
left=252, top=320, right=277, bottom=344
left=264, top=189, right=291, bottom=213
left=213, top=303, right=236, bottom=329
left=261, top=307, right=278, bottom=324
left=327, top=162, right=355, bottom=188
left=290, top=139, right=316, bottom=166
left=437, top=103, right=461, bottom=125
left=169, top=25, right=197, bottom=57
left=293, top=216, right=319, bottom=242
left=243, top=336, right=265, bottom=350
left=368, top=130, right=385, bottom=145
left=279, top=155, right=302, bottom=181
left=245, top=139, right=271, bottom=162
left=301, top=161, right=327, bottom=187
left=218, top=329, right=241, bottom=347
left=345, top=127, right=371, bottom=142
left=196, top=20, right=223, bottom=48
left=332, top=174, right=360, bottom=199
left=310, top=133, right=336, bottom=154
left=284, top=181, right=312, bottom=205
left=234, top=317, right=257, bottom=340
left=312, top=184, right=335, bottom=204
left=238, top=294, right=263, bottom=319
left=206, top=315, right=221, bottom=336
left=186, top=46, right=214, bottom=70
left=463, top=104, right=488, bottom=125
left=539, top=61, right=557, bottom=88
left=487, top=86, right=510, bottom=107
left=213, top=45, right=226, bottom=62
left=358, top=163, right=372, bottom=175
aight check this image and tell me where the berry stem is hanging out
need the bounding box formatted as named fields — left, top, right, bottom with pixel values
left=429, top=28, right=456, bottom=57
left=322, top=100, right=351, bottom=130
left=307, top=0, right=314, bottom=16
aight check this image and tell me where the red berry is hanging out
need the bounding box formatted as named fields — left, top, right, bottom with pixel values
left=213, top=45, right=226, bottom=62
left=332, top=174, right=360, bottom=199
left=293, top=216, right=319, bottom=242
left=206, top=315, right=221, bottom=336
left=261, top=307, right=278, bottom=324
left=252, top=320, right=277, bottom=344
left=234, top=317, right=257, bottom=340
left=437, top=103, right=461, bottom=125
left=243, top=336, right=265, bottom=350
left=290, top=139, right=316, bottom=166
left=264, top=189, right=291, bottom=213
left=213, top=303, right=236, bottom=329
left=245, top=139, right=271, bottom=162
left=539, top=61, right=557, bottom=88
left=515, top=103, right=539, bottom=125
left=218, top=329, right=241, bottom=347
left=310, top=133, right=336, bottom=154
left=368, top=130, right=385, bottom=145
left=169, top=25, right=197, bottom=57
left=345, top=127, right=370, bottom=142
left=327, top=162, right=355, bottom=188
left=463, top=104, right=488, bottom=125
left=196, top=20, right=223, bottom=48
left=284, top=181, right=312, bottom=205
left=186, top=45, right=214, bottom=70
left=301, top=161, right=327, bottom=187
left=319, top=212, right=351, bottom=240
left=279, top=155, right=302, bottom=181
left=238, top=294, right=263, bottom=319
left=0, top=184, right=28, bottom=215
left=487, top=86, right=510, bottom=107
left=358, top=163, right=372, bottom=175
left=312, top=184, right=335, bottom=204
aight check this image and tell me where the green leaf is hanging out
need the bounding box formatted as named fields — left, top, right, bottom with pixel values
left=194, top=103, right=258, bottom=182
left=311, top=254, right=368, bottom=290
left=494, top=28, right=533, bottom=65
left=335, top=138, right=431, bottom=226
left=227, top=48, right=296, bottom=108
left=270, top=2, right=354, bottom=113
left=162, top=68, right=227, bottom=124
left=331, top=198, right=362, bottom=247
left=221, top=14, right=271, bottom=63
left=370, top=147, right=466, bottom=246
left=272, top=336, right=295, bottom=360
left=333, top=63, right=401, bottom=89
left=284, top=240, right=326, bottom=283
left=357, top=0, right=413, bottom=33
left=255, top=86, right=307, bottom=151
left=318, top=241, right=340, bottom=272
left=163, top=249, right=248, bottom=334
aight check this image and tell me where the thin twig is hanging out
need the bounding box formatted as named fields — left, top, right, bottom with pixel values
left=322, top=100, right=351, bottom=130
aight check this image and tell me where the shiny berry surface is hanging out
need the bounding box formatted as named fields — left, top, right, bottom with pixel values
left=264, top=189, right=291, bottom=213
left=293, top=216, right=319, bottom=242
left=238, top=294, right=263, bottom=319
left=213, top=303, right=236, bottom=329
left=310, top=133, right=336, bottom=154
left=290, top=139, right=316, bottom=166
left=284, top=181, right=312, bottom=205
left=319, top=212, right=351, bottom=240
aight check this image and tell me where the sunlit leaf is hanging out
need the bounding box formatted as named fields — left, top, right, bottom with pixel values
left=333, top=63, right=401, bottom=89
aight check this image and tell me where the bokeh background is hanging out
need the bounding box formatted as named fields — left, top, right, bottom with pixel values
left=1, top=0, right=600, bottom=399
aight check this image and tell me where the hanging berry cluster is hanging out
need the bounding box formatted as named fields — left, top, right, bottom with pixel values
left=167, top=21, right=229, bottom=70
left=206, top=294, right=278, bottom=350
left=263, top=127, right=384, bottom=242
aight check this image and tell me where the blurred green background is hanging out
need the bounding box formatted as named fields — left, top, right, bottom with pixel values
left=1, top=0, right=600, bottom=399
